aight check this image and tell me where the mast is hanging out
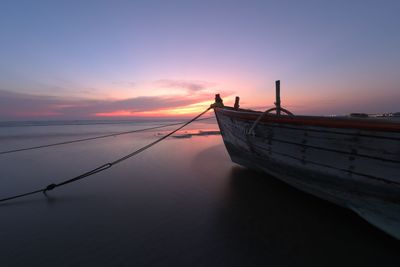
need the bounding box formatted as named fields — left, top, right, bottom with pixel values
left=275, top=80, right=281, bottom=116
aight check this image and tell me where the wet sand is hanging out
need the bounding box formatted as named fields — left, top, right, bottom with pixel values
left=0, top=120, right=399, bottom=266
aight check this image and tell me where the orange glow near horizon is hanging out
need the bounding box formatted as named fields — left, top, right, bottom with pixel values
left=5, top=80, right=396, bottom=120
left=95, top=101, right=213, bottom=118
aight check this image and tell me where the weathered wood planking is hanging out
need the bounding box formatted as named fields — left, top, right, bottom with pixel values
left=216, top=108, right=400, bottom=184
left=214, top=107, right=400, bottom=239
left=255, top=124, right=400, bottom=162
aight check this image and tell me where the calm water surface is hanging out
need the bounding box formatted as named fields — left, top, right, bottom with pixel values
left=0, top=119, right=399, bottom=266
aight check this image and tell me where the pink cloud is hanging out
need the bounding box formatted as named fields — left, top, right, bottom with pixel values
left=0, top=88, right=233, bottom=120
left=155, top=79, right=215, bottom=92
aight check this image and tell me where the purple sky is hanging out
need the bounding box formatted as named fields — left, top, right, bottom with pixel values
left=1, top=0, right=399, bottom=120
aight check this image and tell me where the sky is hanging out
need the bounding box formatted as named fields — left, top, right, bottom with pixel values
left=0, top=0, right=399, bottom=120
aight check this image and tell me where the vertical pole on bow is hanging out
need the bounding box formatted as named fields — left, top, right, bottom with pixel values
left=275, top=80, right=281, bottom=116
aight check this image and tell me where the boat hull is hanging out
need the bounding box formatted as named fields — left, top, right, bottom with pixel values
left=214, top=107, right=400, bottom=239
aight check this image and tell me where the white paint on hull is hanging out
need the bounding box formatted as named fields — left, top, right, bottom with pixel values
left=215, top=108, right=400, bottom=239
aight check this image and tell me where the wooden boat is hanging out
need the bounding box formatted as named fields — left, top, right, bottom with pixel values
left=213, top=81, right=400, bottom=239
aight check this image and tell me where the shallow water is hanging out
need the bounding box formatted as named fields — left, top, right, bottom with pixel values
left=0, top=119, right=399, bottom=266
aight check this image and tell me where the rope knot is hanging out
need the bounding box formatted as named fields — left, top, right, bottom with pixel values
left=44, top=183, right=57, bottom=192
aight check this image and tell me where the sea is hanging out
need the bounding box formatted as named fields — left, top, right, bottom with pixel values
left=0, top=118, right=399, bottom=266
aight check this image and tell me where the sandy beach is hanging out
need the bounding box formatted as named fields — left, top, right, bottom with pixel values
left=0, top=119, right=398, bottom=266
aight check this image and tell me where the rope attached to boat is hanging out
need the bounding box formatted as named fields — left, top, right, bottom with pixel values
left=0, top=107, right=212, bottom=203
left=247, top=106, right=293, bottom=135
left=0, top=117, right=214, bottom=156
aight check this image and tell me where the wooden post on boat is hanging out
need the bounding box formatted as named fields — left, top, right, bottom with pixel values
left=275, top=80, right=281, bottom=116
left=212, top=94, right=224, bottom=108
left=234, top=96, right=240, bottom=109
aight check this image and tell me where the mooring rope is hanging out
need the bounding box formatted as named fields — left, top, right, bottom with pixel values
left=0, top=107, right=212, bottom=203
left=0, top=117, right=214, bottom=156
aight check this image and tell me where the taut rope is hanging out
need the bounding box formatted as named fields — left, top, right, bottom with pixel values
left=0, top=117, right=214, bottom=156
left=0, top=107, right=212, bottom=203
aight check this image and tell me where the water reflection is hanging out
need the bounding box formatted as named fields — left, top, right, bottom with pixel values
left=1, top=122, right=399, bottom=266
left=213, top=166, right=400, bottom=266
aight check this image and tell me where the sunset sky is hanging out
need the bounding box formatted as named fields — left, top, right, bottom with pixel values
left=1, top=0, right=399, bottom=120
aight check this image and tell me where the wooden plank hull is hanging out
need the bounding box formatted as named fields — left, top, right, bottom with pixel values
left=214, top=107, right=400, bottom=239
